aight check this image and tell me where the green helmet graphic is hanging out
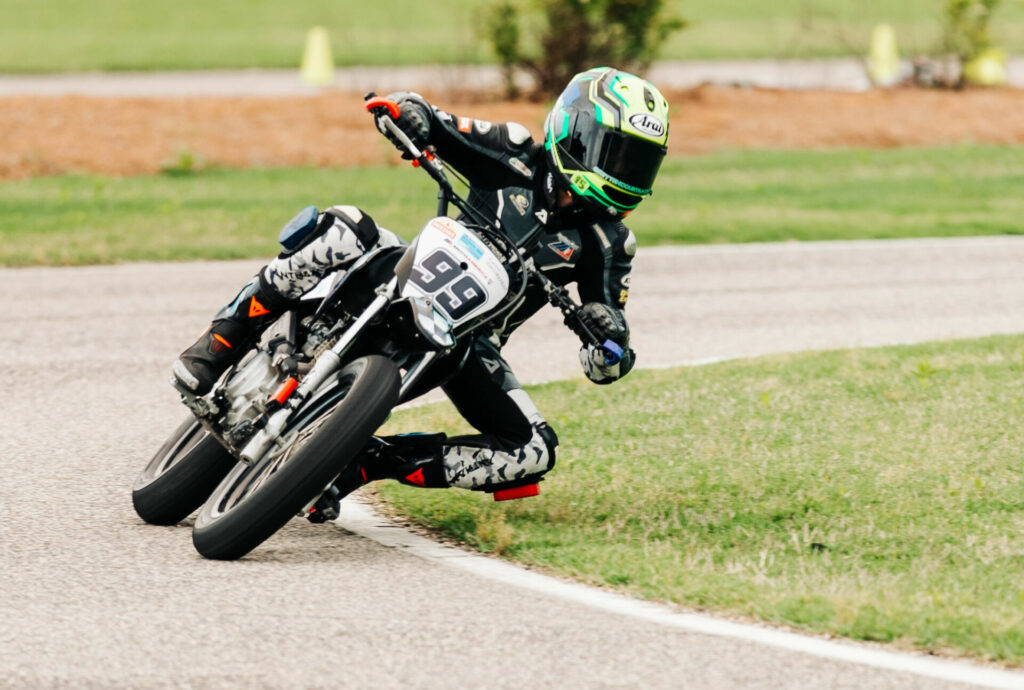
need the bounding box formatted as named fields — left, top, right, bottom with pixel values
left=544, top=67, right=670, bottom=218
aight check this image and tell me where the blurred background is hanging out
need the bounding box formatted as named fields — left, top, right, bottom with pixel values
left=1, top=0, right=1022, bottom=264
left=1, top=0, right=1022, bottom=70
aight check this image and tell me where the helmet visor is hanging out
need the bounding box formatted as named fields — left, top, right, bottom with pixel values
left=560, top=126, right=666, bottom=196
left=595, top=132, right=666, bottom=194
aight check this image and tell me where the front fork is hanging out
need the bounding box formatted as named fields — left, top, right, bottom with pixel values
left=239, top=278, right=397, bottom=465
left=238, top=277, right=444, bottom=467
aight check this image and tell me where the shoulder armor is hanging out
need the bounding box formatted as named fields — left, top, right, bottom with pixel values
left=623, top=229, right=637, bottom=257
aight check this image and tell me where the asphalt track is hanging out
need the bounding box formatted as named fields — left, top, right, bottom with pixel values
left=4, top=237, right=1024, bottom=688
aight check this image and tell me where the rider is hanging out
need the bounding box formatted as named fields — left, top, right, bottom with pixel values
left=173, top=66, right=670, bottom=500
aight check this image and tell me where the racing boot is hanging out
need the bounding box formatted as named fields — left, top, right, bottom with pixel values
left=172, top=273, right=293, bottom=395
left=306, top=434, right=448, bottom=524
left=352, top=434, right=449, bottom=488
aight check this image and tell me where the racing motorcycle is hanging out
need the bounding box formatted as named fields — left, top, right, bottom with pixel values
left=132, top=94, right=624, bottom=560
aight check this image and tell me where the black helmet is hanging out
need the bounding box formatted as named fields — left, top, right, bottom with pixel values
left=544, top=67, right=670, bottom=218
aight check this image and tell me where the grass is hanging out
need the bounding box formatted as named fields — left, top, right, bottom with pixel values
left=670, top=0, right=1024, bottom=60
left=376, top=334, right=1024, bottom=663
left=0, top=0, right=486, bottom=72
left=633, top=145, right=1024, bottom=245
left=2, top=144, right=1023, bottom=267
left=3, top=0, right=1024, bottom=71
left=0, top=166, right=437, bottom=266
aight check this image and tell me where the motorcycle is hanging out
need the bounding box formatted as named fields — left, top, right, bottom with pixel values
left=132, top=94, right=624, bottom=560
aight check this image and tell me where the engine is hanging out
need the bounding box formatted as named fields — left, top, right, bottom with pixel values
left=220, top=350, right=283, bottom=445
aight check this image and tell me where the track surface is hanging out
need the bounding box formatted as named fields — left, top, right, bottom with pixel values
left=4, top=238, right=1024, bottom=688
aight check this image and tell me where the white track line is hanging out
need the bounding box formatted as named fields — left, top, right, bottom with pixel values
left=338, top=499, right=1024, bottom=689
left=340, top=236, right=1024, bottom=687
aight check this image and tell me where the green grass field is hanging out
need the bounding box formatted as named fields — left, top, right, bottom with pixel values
left=377, top=334, right=1024, bottom=663
left=2, top=0, right=1024, bottom=71
left=1, top=144, right=1021, bottom=267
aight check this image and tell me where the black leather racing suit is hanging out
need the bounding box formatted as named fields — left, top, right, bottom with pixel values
left=262, top=99, right=637, bottom=492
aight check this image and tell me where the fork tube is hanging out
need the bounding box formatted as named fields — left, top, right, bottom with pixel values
left=239, top=280, right=396, bottom=466
left=293, top=287, right=392, bottom=401
left=399, top=351, right=438, bottom=400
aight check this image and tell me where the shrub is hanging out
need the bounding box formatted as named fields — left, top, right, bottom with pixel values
left=483, top=0, right=688, bottom=99
left=943, top=0, right=1001, bottom=62
left=942, top=0, right=1002, bottom=85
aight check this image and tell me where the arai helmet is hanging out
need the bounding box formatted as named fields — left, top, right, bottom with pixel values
left=544, top=67, right=669, bottom=218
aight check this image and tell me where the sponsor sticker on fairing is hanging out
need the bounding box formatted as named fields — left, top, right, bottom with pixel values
left=458, top=233, right=485, bottom=260
left=429, top=217, right=459, bottom=239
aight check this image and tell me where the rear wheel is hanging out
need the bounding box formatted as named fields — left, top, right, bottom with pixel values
left=192, top=355, right=400, bottom=560
left=132, top=416, right=237, bottom=525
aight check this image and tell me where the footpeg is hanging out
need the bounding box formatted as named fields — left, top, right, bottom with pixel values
left=305, top=484, right=343, bottom=523
left=171, top=359, right=202, bottom=394
left=174, top=383, right=220, bottom=418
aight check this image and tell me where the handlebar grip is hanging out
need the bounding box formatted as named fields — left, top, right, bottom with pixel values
left=601, top=339, right=624, bottom=365
left=364, top=96, right=400, bottom=119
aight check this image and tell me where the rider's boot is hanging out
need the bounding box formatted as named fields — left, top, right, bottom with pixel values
left=172, top=273, right=293, bottom=395
left=306, top=434, right=448, bottom=523
left=352, top=434, right=449, bottom=488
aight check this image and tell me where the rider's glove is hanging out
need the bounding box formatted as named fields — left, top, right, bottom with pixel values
left=376, top=91, right=432, bottom=157
left=577, top=302, right=636, bottom=385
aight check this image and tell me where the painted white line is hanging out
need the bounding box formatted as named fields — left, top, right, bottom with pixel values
left=337, top=234, right=1024, bottom=686
left=338, top=498, right=1024, bottom=690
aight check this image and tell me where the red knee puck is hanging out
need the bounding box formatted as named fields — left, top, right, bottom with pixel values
left=493, top=484, right=540, bottom=501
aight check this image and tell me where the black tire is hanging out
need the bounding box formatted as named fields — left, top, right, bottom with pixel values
left=192, top=355, right=400, bottom=560
left=132, top=416, right=237, bottom=525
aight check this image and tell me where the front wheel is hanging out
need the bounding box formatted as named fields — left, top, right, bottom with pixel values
left=132, top=416, right=237, bottom=525
left=192, top=355, right=400, bottom=560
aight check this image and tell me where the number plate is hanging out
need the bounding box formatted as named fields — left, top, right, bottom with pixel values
left=402, top=217, right=510, bottom=327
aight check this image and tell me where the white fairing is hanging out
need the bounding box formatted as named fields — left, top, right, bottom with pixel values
left=402, top=217, right=510, bottom=328
left=300, top=275, right=334, bottom=301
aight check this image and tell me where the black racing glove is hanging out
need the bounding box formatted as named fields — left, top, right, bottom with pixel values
left=577, top=302, right=636, bottom=384
left=375, top=91, right=432, bottom=157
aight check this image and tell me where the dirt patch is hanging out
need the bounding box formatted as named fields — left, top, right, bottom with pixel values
left=3, top=85, right=1024, bottom=179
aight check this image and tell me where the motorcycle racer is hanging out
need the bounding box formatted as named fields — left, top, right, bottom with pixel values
left=173, top=66, right=670, bottom=501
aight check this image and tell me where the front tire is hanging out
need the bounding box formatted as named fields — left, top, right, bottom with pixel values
left=192, top=355, right=400, bottom=560
left=132, top=416, right=237, bottom=525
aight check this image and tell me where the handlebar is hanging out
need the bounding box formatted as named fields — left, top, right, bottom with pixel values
left=365, top=93, right=481, bottom=225
left=363, top=92, right=623, bottom=366
left=531, top=269, right=623, bottom=365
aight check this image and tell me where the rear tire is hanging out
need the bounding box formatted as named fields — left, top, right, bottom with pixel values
left=132, top=416, right=237, bottom=525
left=192, top=355, right=400, bottom=560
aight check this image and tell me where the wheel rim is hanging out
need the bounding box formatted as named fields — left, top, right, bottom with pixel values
left=134, top=421, right=208, bottom=490
left=204, top=379, right=353, bottom=520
